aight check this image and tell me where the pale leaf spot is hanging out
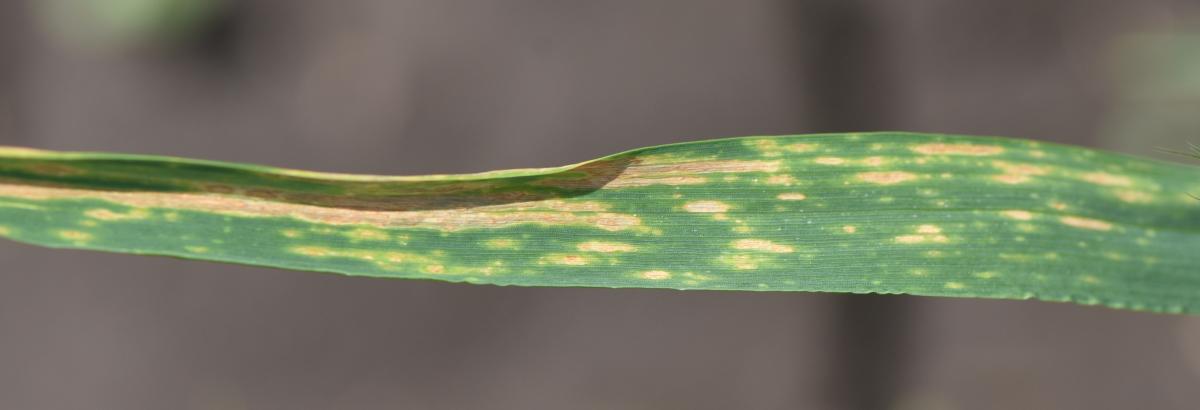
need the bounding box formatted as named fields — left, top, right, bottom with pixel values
left=85, top=208, right=150, bottom=221
left=992, top=174, right=1030, bottom=184
left=58, top=230, right=92, bottom=242
left=1060, top=216, right=1113, bottom=231
left=944, top=282, right=967, bottom=289
left=577, top=241, right=636, bottom=253
left=857, top=172, right=917, bottom=185
left=1081, top=172, right=1132, bottom=187
left=1114, top=190, right=1153, bottom=203
left=911, top=143, right=1004, bottom=156
left=483, top=238, right=520, bottom=250
left=784, top=143, right=817, bottom=153
left=641, top=270, right=672, bottom=280
left=732, top=239, right=794, bottom=253
left=683, top=200, right=730, bottom=213
left=1001, top=210, right=1034, bottom=221
left=765, top=174, right=796, bottom=186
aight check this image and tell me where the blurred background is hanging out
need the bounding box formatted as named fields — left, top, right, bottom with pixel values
left=2, top=1, right=1200, bottom=409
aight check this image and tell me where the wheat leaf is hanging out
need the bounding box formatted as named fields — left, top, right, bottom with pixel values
left=1, top=132, right=1198, bottom=313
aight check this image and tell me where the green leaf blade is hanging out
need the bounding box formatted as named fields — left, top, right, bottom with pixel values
left=2, top=132, right=1198, bottom=313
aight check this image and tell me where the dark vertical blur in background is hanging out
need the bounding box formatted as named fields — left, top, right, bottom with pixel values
left=2, top=1, right=1200, bottom=409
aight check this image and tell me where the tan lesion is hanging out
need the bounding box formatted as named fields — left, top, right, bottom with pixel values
left=577, top=241, right=636, bottom=253
left=0, top=183, right=648, bottom=233
left=536, top=157, right=780, bottom=189
left=1059, top=216, right=1113, bottom=231
left=911, top=143, right=1004, bottom=156
left=857, top=172, right=917, bottom=185
left=84, top=208, right=150, bottom=221
left=1079, top=172, right=1132, bottom=187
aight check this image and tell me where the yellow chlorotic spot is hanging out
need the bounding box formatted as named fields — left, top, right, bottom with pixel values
left=748, top=139, right=780, bottom=152
left=974, top=271, right=997, bottom=279
left=80, top=220, right=98, bottom=227
left=785, top=143, right=817, bottom=153
left=776, top=192, right=807, bottom=201
left=1050, top=201, right=1068, bottom=210
left=484, top=238, right=520, bottom=250
left=1060, top=216, right=1113, bottom=231
left=1081, top=275, right=1101, bottom=284
left=712, top=213, right=729, bottom=221
left=815, top=157, right=846, bottom=165
left=346, top=228, right=389, bottom=241
left=732, top=239, right=794, bottom=253
left=857, top=171, right=917, bottom=185
left=895, top=234, right=949, bottom=244
left=917, top=224, right=942, bottom=234
left=1103, top=252, right=1127, bottom=261
left=896, top=224, right=949, bottom=244
left=683, top=200, right=730, bottom=213
left=765, top=175, right=796, bottom=186
left=910, top=269, right=928, bottom=276
left=1114, top=190, right=1152, bottom=203
left=542, top=254, right=590, bottom=266
left=1001, top=210, right=1034, bottom=221
left=1081, top=172, right=1132, bottom=187
left=992, top=161, right=1049, bottom=176
left=0, top=226, right=10, bottom=235
left=719, top=254, right=762, bottom=270
left=641, top=270, right=672, bottom=280
left=185, top=246, right=209, bottom=254
left=84, top=208, right=150, bottom=221
left=992, top=174, right=1030, bottom=184
left=732, top=225, right=754, bottom=233
left=285, top=248, right=444, bottom=274
left=944, top=282, right=967, bottom=289
left=58, top=230, right=92, bottom=242
left=281, top=229, right=303, bottom=238
left=911, top=143, right=1004, bottom=156
left=863, top=157, right=885, bottom=166
left=577, top=241, right=636, bottom=253
left=842, top=225, right=857, bottom=233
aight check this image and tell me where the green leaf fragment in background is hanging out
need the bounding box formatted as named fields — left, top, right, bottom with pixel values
left=0, top=133, right=1198, bottom=314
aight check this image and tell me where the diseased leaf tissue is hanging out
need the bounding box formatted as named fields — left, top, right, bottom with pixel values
left=1, top=133, right=1198, bottom=313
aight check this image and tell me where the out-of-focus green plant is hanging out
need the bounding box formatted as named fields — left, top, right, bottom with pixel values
left=39, top=0, right=227, bottom=48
